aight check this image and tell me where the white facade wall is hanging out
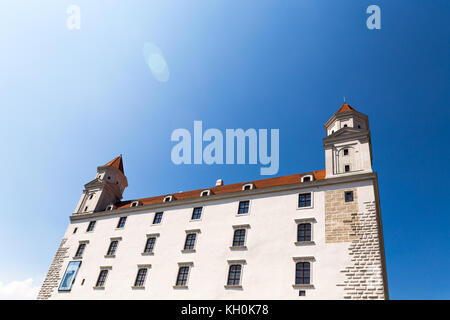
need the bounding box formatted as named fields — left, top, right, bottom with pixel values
left=48, top=179, right=380, bottom=300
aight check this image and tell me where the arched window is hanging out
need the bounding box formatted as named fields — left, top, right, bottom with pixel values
left=295, top=262, right=310, bottom=285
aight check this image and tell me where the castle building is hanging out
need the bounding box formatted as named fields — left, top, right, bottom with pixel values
left=38, top=104, right=388, bottom=299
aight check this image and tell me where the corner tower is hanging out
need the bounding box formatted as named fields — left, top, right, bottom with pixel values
left=73, top=155, right=128, bottom=214
left=323, top=104, right=373, bottom=178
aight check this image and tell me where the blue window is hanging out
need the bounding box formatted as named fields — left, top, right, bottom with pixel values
left=238, top=201, right=250, bottom=214
left=153, top=212, right=163, bottom=224
left=58, top=261, right=82, bottom=291
left=117, top=217, right=127, bottom=228
left=86, top=221, right=96, bottom=232
left=191, top=207, right=202, bottom=220
left=227, top=265, right=242, bottom=286
left=298, top=193, right=311, bottom=208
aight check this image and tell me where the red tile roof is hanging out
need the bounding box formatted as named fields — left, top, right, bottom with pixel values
left=115, top=169, right=326, bottom=210
left=104, top=155, right=124, bottom=174
left=337, top=103, right=356, bottom=113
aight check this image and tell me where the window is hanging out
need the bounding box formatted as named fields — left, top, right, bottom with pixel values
left=73, top=227, right=78, bottom=234
left=117, top=217, right=127, bottom=228
left=242, top=183, right=253, bottom=191
left=299, top=290, right=306, bottom=296
left=89, top=194, right=93, bottom=200
left=358, top=125, right=361, bottom=129
left=164, top=196, right=172, bottom=202
left=237, top=201, right=250, bottom=214
left=58, top=261, right=82, bottom=291
left=75, top=243, right=86, bottom=258
left=345, top=165, right=350, bottom=172
left=130, top=201, right=138, bottom=207
left=200, top=190, right=210, bottom=197
left=344, top=149, right=348, bottom=156
left=184, top=234, right=197, bottom=250
left=232, top=229, right=246, bottom=247
left=298, top=193, right=312, bottom=208
left=95, top=270, right=109, bottom=287
left=84, top=206, right=88, bottom=212
left=144, top=237, right=156, bottom=253
left=107, top=241, right=118, bottom=256
left=303, top=176, right=310, bottom=182
left=191, top=207, right=202, bottom=220
left=345, top=191, right=354, bottom=202
left=227, top=265, right=242, bottom=286
left=344, top=124, right=348, bottom=127
left=134, top=268, right=148, bottom=287
left=297, top=223, right=312, bottom=242
left=153, top=212, right=163, bottom=224
left=86, top=221, right=96, bottom=232
left=295, top=262, right=311, bottom=285
left=175, top=266, right=190, bottom=286
left=106, top=205, right=114, bottom=211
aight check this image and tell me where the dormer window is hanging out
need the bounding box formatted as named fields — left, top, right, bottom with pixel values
left=301, top=175, right=313, bottom=183
left=106, top=204, right=114, bottom=211
left=242, top=183, right=254, bottom=191
left=200, top=190, right=211, bottom=197
left=130, top=201, right=139, bottom=208
left=163, top=196, right=173, bottom=203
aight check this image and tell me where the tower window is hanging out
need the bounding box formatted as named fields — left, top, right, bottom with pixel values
left=95, top=270, right=109, bottom=287
left=227, top=264, right=242, bottom=286
left=117, top=217, right=127, bottom=228
left=73, top=227, right=78, bottom=234
left=232, top=229, right=246, bottom=247
left=297, top=223, right=312, bottom=242
left=183, top=233, right=197, bottom=251
left=191, top=207, right=203, bottom=220
left=75, top=243, right=86, bottom=258
left=298, top=193, right=312, bottom=208
left=237, top=201, right=250, bottom=215
left=175, top=266, right=190, bottom=286
left=89, top=194, right=93, bottom=200
left=106, top=240, right=119, bottom=256
left=134, top=268, right=148, bottom=287
left=295, top=262, right=311, bottom=285
left=344, top=124, right=348, bottom=127
left=358, top=125, right=361, bottom=128
left=344, top=165, right=350, bottom=172
left=144, top=237, right=156, bottom=253
left=345, top=191, right=354, bottom=202
left=86, top=221, right=96, bottom=232
left=153, top=212, right=163, bottom=224
left=84, top=206, right=88, bottom=212
left=344, top=149, right=348, bottom=156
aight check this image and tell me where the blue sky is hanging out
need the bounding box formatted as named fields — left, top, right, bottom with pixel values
left=0, top=0, right=448, bottom=299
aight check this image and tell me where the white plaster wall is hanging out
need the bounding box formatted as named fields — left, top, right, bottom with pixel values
left=52, top=180, right=377, bottom=300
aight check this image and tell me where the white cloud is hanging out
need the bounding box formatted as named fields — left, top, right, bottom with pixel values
left=0, top=278, right=41, bottom=300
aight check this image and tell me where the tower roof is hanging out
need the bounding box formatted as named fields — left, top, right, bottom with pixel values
left=337, top=103, right=356, bottom=113
left=104, top=155, right=124, bottom=174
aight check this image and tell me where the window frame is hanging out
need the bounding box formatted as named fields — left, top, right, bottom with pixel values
left=142, top=233, right=160, bottom=256
left=73, top=240, right=89, bottom=259
left=191, top=207, right=203, bottom=220
left=152, top=212, right=164, bottom=225
left=236, top=200, right=251, bottom=216
left=86, top=221, right=96, bottom=232
left=297, top=192, right=313, bottom=209
left=292, top=257, right=315, bottom=289
left=294, top=218, right=316, bottom=246
left=182, top=229, right=201, bottom=253
left=224, top=260, right=246, bottom=289
left=132, top=265, right=151, bottom=289
left=345, top=191, right=354, bottom=202
left=94, top=266, right=112, bottom=289
left=58, top=261, right=82, bottom=292
left=105, top=237, right=121, bottom=258
left=116, top=216, right=127, bottom=229
left=173, top=262, right=194, bottom=289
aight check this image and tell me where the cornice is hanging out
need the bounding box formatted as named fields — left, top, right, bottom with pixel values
left=70, top=172, right=378, bottom=222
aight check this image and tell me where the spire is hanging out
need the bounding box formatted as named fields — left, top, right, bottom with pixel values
left=337, top=103, right=356, bottom=113
left=104, top=155, right=124, bottom=174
